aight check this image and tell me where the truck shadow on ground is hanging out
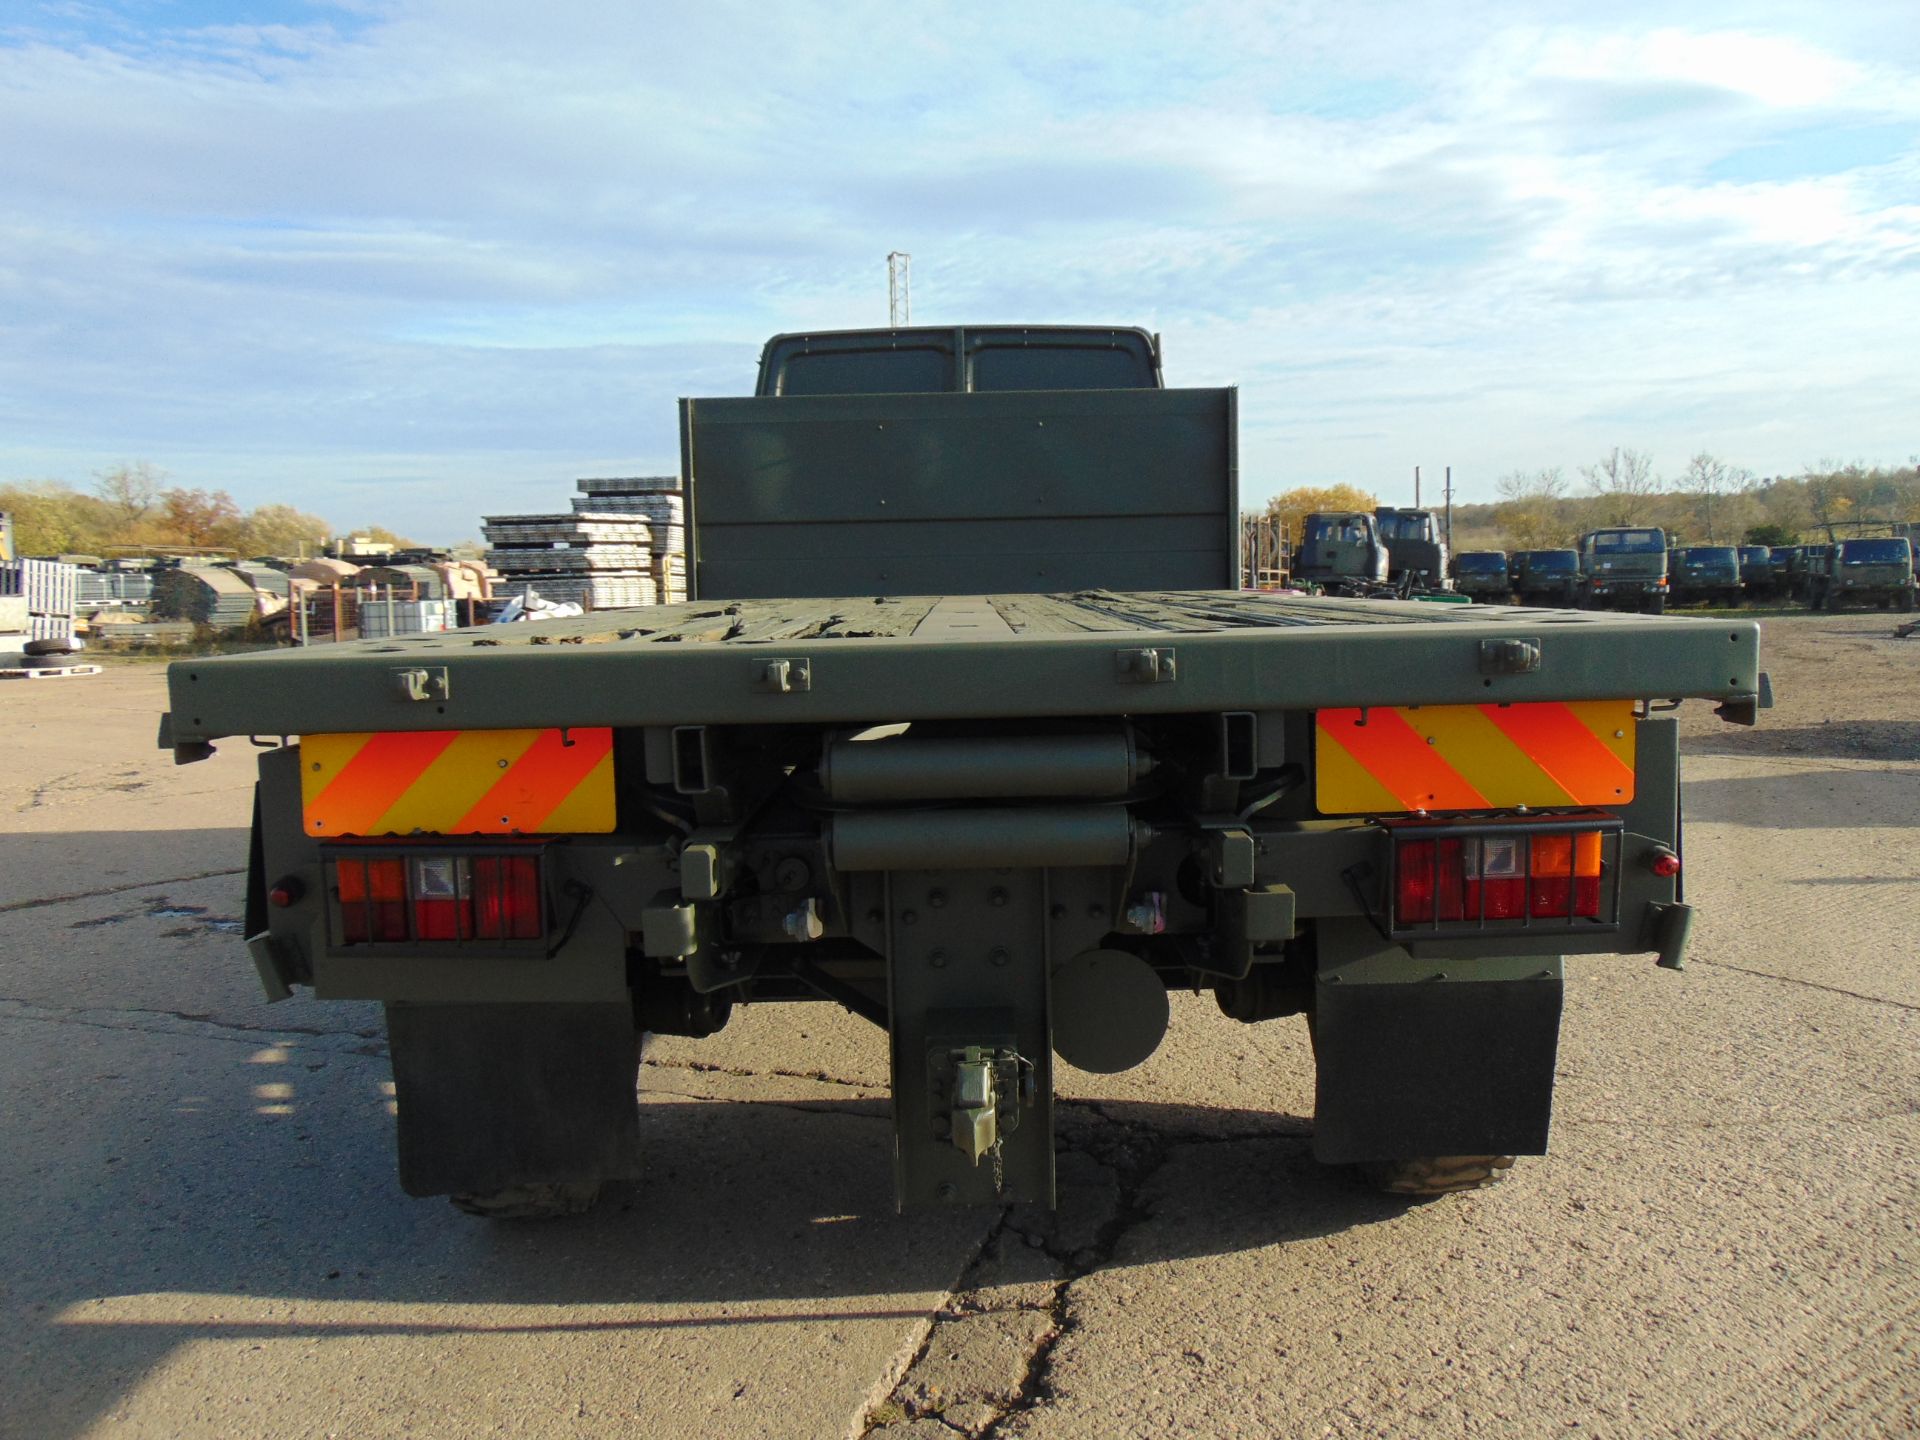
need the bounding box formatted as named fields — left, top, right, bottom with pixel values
left=1686, top=721, right=1920, bottom=764
left=1682, top=763, right=1920, bottom=829
left=15, top=1075, right=1406, bottom=1438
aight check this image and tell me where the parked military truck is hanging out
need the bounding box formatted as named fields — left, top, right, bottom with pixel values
left=162, top=325, right=1766, bottom=1219
left=1449, top=550, right=1511, bottom=602
left=1669, top=546, right=1743, bottom=607
left=1512, top=548, right=1582, bottom=608
left=1292, top=511, right=1390, bottom=591
left=1374, top=508, right=1450, bottom=590
left=1812, top=537, right=1916, bottom=611
left=1738, top=546, right=1776, bottom=599
left=1578, top=527, right=1670, bottom=613
left=1772, top=546, right=1809, bottom=600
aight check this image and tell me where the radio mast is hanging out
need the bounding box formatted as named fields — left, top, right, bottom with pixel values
left=887, top=252, right=911, bottom=326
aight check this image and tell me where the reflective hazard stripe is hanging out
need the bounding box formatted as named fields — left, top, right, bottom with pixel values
left=300, top=728, right=616, bottom=836
left=1315, top=702, right=1635, bottom=815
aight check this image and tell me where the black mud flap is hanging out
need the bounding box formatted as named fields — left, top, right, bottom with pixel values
left=386, top=1002, right=641, bottom=1197
left=1311, top=970, right=1563, bottom=1165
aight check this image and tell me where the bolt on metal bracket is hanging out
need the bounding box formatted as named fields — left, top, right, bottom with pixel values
left=1115, top=647, right=1177, bottom=683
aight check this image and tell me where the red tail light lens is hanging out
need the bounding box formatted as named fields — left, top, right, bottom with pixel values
left=471, top=855, right=544, bottom=940
left=328, top=850, right=544, bottom=946
left=336, top=857, right=408, bottom=943
left=1391, top=820, right=1617, bottom=934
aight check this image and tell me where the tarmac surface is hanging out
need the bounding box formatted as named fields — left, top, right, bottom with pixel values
left=1, top=616, right=1915, bottom=1438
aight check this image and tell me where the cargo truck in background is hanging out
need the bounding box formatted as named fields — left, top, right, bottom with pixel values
left=1512, top=548, right=1582, bottom=608
left=163, top=325, right=1766, bottom=1219
left=1374, top=507, right=1451, bottom=591
left=1811, top=537, right=1917, bottom=611
left=1449, top=550, right=1510, bottom=602
left=1289, top=510, right=1390, bottom=591
left=1669, top=546, right=1744, bottom=608
left=1578, top=527, right=1670, bottom=613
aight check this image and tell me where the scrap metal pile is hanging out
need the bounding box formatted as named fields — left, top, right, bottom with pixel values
left=482, top=476, right=687, bottom=610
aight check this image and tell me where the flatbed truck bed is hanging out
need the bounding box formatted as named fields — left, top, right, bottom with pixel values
left=164, top=591, right=1760, bottom=745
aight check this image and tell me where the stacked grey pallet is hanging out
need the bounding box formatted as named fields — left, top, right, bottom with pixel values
left=0, top=558, right=78, bottom=641
left=481, top=476, right=688, bottom=610
left=482, top=512, right=657, bottom=608
left=573, top=476, right=687, bottom=604
left=150, top=566, right=259, bottom=627
left=231, top=562, right=292, bottom=599
left=75, top=570, right=155, bottom=607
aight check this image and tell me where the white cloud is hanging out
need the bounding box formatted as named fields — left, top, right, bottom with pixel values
left=1, top=1, right=1917, bottom=536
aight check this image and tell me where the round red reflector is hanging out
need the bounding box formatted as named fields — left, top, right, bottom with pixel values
left=269, top=877, right=304, bottom=907
left=1648, top=850, right=1681, bottom=878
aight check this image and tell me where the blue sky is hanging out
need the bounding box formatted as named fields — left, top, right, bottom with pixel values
left=2, top=0, right=1917, bottom=540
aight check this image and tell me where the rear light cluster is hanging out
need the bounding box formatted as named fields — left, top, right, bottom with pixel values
left=1389, top=818, right=1620, bottom=936
left=328, top=850, right=544, bottom=946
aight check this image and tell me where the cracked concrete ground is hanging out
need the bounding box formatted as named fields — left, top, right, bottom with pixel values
left=3, top=623, right=1917, bottom=1438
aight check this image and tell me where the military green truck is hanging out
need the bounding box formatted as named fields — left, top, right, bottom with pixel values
left=1669, top=546, right=1744, bottom=608
left=1578, top=527, right=1670, bottom=613
left=1738, top=546, right=1777, bottom=600
left=1449, top=550, right=1510, bottom=602
left=1812, top=537, right=1917, bottom=611
left=1292, top=510, right=1391, bottom=592
left=1512, top=548, right=1582, bottom=608
left=1374, top=508, right=1451, bottom=590
left=162, top=325, right=1766, bottom=1218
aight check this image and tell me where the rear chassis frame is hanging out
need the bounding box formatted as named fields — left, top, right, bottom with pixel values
left=180, top=592, right=1759, bottom=1210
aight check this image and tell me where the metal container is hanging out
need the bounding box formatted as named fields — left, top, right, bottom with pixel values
left=358, top=599, right=454, bottom=637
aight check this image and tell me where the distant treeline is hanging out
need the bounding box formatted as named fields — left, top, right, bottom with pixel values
left=0, top=463, right=410, bottom=558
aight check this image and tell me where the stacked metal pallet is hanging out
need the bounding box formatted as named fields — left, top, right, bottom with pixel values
left=483, top=476, right=688, bottom=608
left=150, top=565, right=260, bottom=627
left=0, top=558, right=78, bottom=641
left=75, top=570, right=155, bottom=607
left=575, top=476, right=687, bottom=604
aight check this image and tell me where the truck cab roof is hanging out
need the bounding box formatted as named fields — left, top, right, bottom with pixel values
left=755, top=325, right=1162, bottom=396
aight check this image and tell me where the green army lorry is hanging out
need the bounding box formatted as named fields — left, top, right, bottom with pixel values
left=1578, top=527, right=1670, bottom=613
left=1738, top=546, right=1777, bottom=600
left=1374, top=508, right=1451, bottom=590
left=162, top=325, right=1766, bottom=1218
left=1812, top=537, right=1917, bottom=611
left=1512, top=548, right=1582, bottom=607
left=1292, top=510, right=1391, bottom=592
left=1669, top=546, right=1744, bottom=608
left=1449, top=550, right=1511, bottom=602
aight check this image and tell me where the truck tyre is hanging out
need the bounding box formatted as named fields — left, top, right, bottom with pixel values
left=1360, top=1154, right=1515, bottom=1198
left=1646, top=594, right=1666, bottom=615
left=1900, top=590, right=1916, bottom=613
left=450, top=1181, right=603, bottom=1219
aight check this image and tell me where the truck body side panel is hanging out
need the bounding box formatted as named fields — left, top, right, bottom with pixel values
left=682, top=389, right=1238, bottom=599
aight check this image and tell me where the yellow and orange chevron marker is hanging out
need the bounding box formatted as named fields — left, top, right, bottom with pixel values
left=299, top=728, right=615, bottom=836
left=1315, top=701, right=1635, bottom=815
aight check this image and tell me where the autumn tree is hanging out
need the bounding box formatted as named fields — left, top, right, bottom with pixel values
left=93, top=461, right=165, bottom=535
left=1263, top=483, right=1378, bottom=546
left=1581, top=447, right=1659, bottom=526
left=231, top=503, right=333, bottom=557
left=1493, top=468, right=1570, bottom=550
left=0, top=481, right=114, bottom=556
left=1680, top=453, right=1755, bottom=544
left=159, top=487, right=243, bottom=548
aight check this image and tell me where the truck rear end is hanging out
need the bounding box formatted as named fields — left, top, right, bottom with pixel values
left=163, top=327, right=1765, bottom=1217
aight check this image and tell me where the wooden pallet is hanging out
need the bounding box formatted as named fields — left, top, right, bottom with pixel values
left=0, top=664, right=103, bottom=680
